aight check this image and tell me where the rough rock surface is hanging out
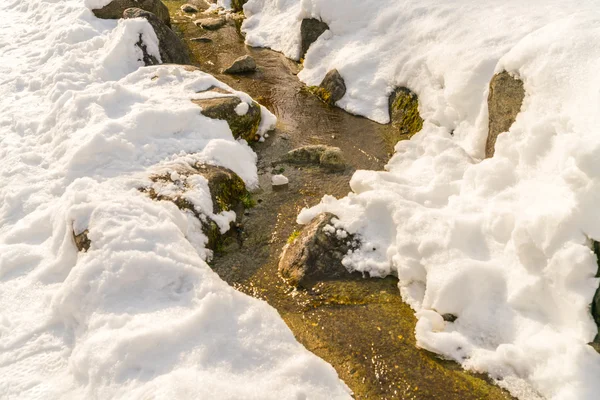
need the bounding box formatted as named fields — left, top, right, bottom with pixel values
left=314, top=69, right=346, bottom=105
left=389, top=87, right=423, bottom=138
left=193, top=96, right=261, bottom=142
left=223, top=55, right=257, bottom=74
left=194, top=17, right=226, bottom=30
left=279, top=213, right=358, bottom=288
left=92, top=0, right=171, bottom=27
left=300, top=18, right=329, bottom=59
left=123, top=8, right=191, bottom=65
left=281, top=145, right=346, bottom=171
left=485, top=71, right=525, bottom=158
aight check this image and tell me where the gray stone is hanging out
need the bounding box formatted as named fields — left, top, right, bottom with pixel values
left=300, top=18, right=329, bottom=59
left=123, top=8, right=191, bottom=65
left=223, top=55, right=257, bottom=74
left=194, top=17, right=226, bottom=30
left=485, top=71, right=525, bottom=158
left=279, top=213, right=358, bottom=288
left=282, top=145, right=346, bottom=171
left=92, top=0, right=170, bottom=27
left=181, top=3, right=199, bottom=13
left=193, top=96, right=261, bottom=142
left=320, top=69, right=346, bottom=104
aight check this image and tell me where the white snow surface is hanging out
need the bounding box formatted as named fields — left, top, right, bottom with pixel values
left=271, top=174, right=289, bottom=186
left=0, top=0, right=351, bottom=399
left=244, top=0, right=600, bottom=399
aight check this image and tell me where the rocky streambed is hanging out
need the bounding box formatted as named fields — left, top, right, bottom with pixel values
left=151, top=1, right=515, bottom=398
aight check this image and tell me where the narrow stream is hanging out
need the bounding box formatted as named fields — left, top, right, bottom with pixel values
left=165, top=3, right=514, bottom=399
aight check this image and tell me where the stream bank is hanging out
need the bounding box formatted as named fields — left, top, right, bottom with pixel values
left=165, top=2, right=513, bottom=398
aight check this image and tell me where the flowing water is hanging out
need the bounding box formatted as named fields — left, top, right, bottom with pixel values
left=164, top=3, right=514, bottom=398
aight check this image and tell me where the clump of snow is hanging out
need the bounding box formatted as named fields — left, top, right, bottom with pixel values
left=0, top=0, right=350, bottom=398
left=235, top=101, right=250, bottom=116
left=271, top=174, right=289, bottom=186
left=245, top=0, right=600, bottom=398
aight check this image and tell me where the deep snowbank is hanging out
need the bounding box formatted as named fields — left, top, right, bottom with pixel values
left=0, top=0, right=350, bottom=398
left=243, top=0, right=600, bottom=399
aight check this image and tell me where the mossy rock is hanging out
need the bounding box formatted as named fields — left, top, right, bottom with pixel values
left=193, top=96, right=261, bottom=142
left=485, top=71, right=525, bottom=158
left=308, top=69, right=346, bottom=106
left=143, top=163, right=252, bottom=253
left=383, top=87, right=423, bottom=151
left=281, top=145, right=346, bottom=171
left=231, top=0, right=248, bottom=12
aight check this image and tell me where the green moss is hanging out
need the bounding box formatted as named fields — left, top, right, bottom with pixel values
left=383, top=87, right=424, bottom=152
left=241, top=192, right=256, bottom=209
left=307, top=85, right=334, bottom=105
left=287, top=230, right=301, bottom=244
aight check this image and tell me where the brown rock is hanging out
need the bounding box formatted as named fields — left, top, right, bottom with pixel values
left=194, top=17, right=226, bottom=30
left=73, top=229, right=91, bottom=252
left=300, top=18, right=329, bottom=59
left=91, top=0, right=170, bottom=27
left=485, top=71, right=525, bottom=158
left=279, top=213, right=358, bottom=288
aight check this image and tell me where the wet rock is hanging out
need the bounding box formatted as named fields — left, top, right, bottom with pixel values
left=300, top=18, right=329, bottom=59
left=485, top=71, right=525, bottom=158
left=223, top=55, right=256, bottom=74
left=123, top=8, right=191, bottom=65
left=231, top=0, right=248, bottom=12
left=190, top=36, right=213, bottom=43
left=73, top=229, right=91, bottom=252
left=181, top=3, right=199, bottom=13
left=590, top=240, right=600, bottom=343
left=194, top=17, right=226, bottom=30
left=193, top=96, right=261, bottom=142
left=282, top=145, right=346, bottom=171
left=309, top=69, right=346, bottom=105
left=387, top=87, right=423, bottom=146
left=279, top=213, right=358, bottom=288
left=195, top=164, right=248, bottom=215
left=92, top=0, right=170, bottom=27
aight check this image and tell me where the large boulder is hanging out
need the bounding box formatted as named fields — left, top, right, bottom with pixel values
left=123, top=8, right=191, bottom=65
left=388, top=87, right=423, bottom=140
left=279, top=213, right=358, bottom=288
left=193, top=96, right=261, bottom=142
left=309, top=69, right=346, bottom=105
left=300, top=18, right=329, bottom=59
left=485, top=71, right=525, bottom=158
left=92, top=0, right=170, bottom=27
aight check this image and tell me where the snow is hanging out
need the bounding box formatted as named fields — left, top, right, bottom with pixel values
left=271, top=174, right=289, bottom=186
left=235, top=101, right=250, bottom=116
left=244, top=0, right=600, bottom=399
left=0, top=0, right=351, bottom=399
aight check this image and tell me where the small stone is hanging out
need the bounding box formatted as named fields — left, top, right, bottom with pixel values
left=190, top=36, right=213, bottom=43
left=194, top=17, right=226, bottom=30
left=281, top=145, right=346, bottom=171
left=320, top=69, right=346, bottom=104
left=442, top=314, right=458, bottom=323
left=223, top=55, right=257, bottom=74
left=181, top=3, right=199, bottom=13
left=73, top=229, right=91, bottom=252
